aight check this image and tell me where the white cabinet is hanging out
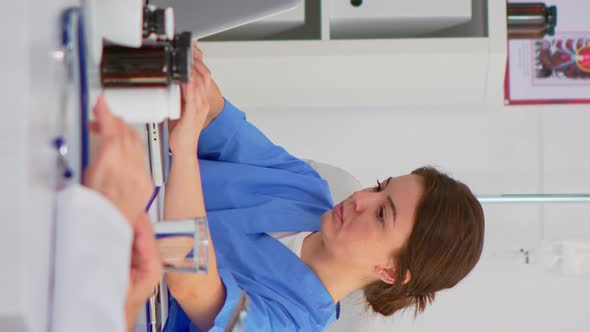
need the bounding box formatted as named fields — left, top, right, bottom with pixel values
left=330, top=0, right=472, bottom=39
left=199, top=0, right=507, bottom=112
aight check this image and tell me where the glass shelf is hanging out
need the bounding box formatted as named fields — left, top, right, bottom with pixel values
left=477, top=194, right=590, bottom=204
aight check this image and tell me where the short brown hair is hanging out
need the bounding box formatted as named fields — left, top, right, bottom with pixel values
left=364, top=166, right=485, bottom=316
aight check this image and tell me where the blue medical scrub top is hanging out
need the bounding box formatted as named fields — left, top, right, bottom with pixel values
left=164, top=100, right=339, bottom=332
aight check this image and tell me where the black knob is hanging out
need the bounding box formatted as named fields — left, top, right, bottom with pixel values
left=143, top=6, right=168, bottom=38
left=172, top=32, right=193, bottom=83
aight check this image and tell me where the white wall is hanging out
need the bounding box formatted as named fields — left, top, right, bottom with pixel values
left=242, top=104, right=590, bottom=331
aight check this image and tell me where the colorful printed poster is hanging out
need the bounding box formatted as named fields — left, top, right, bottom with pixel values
left=505, top=0, right=590, bottom=104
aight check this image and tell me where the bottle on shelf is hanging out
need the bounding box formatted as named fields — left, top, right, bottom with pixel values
left=507, top=2, right=557, bottom=40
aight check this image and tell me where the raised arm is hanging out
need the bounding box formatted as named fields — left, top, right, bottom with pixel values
left=164, top=43, right=225, bottom=331
left=194, top=44, right=320, bottom=177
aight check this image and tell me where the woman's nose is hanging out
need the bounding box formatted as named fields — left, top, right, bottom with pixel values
left=349, top=190, right=374, bottom=213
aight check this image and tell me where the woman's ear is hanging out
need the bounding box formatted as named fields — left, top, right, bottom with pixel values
left=402, top=270, right=411, bottom=284
left=373, top=266, right=411, bottom=285
left=373, top=266, right=395, bottom=284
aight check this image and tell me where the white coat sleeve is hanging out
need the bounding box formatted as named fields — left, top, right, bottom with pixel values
left=52, top=184, right=132, bottom=332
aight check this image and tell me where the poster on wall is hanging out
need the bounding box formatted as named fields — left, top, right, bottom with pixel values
left=505, top=0, right=590, bottom=105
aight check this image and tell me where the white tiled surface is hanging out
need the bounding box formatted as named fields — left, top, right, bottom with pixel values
left=481, top=204, right=542, bottom=254
left=331, top=260, right=589, bottom=332
left=248, top=107, right=542, bottom=194
left=250, top=103, right=590, bottom=332
left=543, top=109, right=590, bottom=192
left=543, top=205, right=590, bottom=242
left=542, top=108, right=590, bottom=243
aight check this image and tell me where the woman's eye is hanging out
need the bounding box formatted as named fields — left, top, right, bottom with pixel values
left=373, top=180, right=382, bottom=192
left=374, top=180, right=385, bottom=222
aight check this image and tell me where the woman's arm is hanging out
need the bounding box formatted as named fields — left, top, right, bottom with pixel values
left=193, top=41, right=225, bottom=130
left=193, top=43, right=320, bottom=177
left=164, top=42, right=225, bottom=331
left=164, top=154, right=225, bottom=330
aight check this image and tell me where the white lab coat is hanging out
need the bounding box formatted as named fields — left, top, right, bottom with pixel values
left=52, top=184, right=132, bottom=332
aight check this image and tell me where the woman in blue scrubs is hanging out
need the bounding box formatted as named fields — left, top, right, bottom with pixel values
left=163, top=42, right=485, bottom=332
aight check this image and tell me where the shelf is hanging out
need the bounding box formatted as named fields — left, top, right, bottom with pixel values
left=203, top=0, right=491, bottom=41
left=197, top=0, right=507, bottom=111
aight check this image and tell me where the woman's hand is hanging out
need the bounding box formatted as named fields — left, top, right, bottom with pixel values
left=168, top=41, right=214, bottom=157
left=192, top=41, right=225, bottom=129
left=125, top=213, right=163, bottom=332
left=84, top=95, right=154, bottom=225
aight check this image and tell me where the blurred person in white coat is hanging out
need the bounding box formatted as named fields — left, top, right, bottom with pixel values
left=52, top=96, right=162, bottom=332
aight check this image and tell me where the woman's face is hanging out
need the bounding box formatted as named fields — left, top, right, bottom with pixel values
left=320, top=174, right=423, bottom=273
